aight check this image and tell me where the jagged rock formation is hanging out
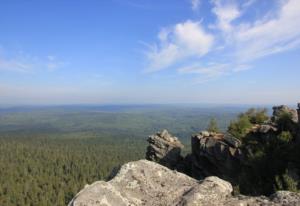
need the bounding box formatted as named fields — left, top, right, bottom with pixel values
left=146, top=129, right=184, bottom=169
left=146, top=129, right=243, bottom=184
left=69, top=160, right=300, bottom=206
left=191, top=131, right=242, bottom=184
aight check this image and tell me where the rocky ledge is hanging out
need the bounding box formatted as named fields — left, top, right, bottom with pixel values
left=69, top=160, right=300, bottom=206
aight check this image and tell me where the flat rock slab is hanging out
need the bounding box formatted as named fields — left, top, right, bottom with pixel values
left=69, top=160, right=300, bottom=206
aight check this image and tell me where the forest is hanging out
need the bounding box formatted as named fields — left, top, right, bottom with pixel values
left=0, top=105, right=243, bottom=205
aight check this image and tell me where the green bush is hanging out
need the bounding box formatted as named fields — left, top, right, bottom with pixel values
left=276, top=111, right=294, bottom=132
left=275, top=170, right=299, bottom=192
left=228, top=114, right=252, bottom=140
left=207, top=118, right=219, bottom=133
left=278, top=131, right=293, bottom=143
left=245, top=108, right=269, bottom=124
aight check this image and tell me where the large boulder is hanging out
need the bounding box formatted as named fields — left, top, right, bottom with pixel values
left=191, top=131, right=242, bottom=184
left=146, top=129, right=184, bottom=169
left=69, top=160, right=300, bottom=206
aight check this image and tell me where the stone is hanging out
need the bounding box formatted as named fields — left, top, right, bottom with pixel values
left=270, top=191, right=300, bottom=205
left=200, top=131, right=210, bottom=137
left=223, top=134, right=241, bottom=148
left=259, top=124, right=278, bottom=133
left=146, top=129, right=184, bottom=169
left=272, top=105, right=298, bottom=124
left=69, top=160, right=300, bottom=206
left=68, top=160, right=199, bottom=206
left=191, top=132, right=243, bottom=184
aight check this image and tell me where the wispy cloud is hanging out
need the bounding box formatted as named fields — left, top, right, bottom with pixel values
left=234, top=0, right=300, bottom=62
left=46, top=55, right=68, bottom=71
left=145, top=0, right=300, bottom=82
left=211, top=0, right=240, bottom=33
left=0, top=53, right=36, bottom=73
left=0, top=51, right=67, bottom=73
left=178, top=63, right=228, bottom=82
left=191, top=0, right=201, bottom=11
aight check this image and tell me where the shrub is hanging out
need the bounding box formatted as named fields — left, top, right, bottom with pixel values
left=276, top=111, right=294, bottom=132
left=228, top=114, right=252, bottom=140
left=278, top=131, right=293, bottom=143
left=245, top=108, right=269, bottom=124
left=207, top=118, right=219, bottom=133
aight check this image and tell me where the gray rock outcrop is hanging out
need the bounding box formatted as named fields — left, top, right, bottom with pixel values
left=69, top=160, right=300, bottom=206
left=146, top=129, right=184, bottom=169
left=191, top=131, right=242, bottom=184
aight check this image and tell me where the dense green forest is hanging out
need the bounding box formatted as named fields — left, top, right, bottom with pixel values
left=0, top=105, right=242, bottom=206
left=0, top=135, right=145, bottom=205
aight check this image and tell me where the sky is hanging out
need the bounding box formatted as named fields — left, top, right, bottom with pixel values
left=0, top=0, right=300, bottom=105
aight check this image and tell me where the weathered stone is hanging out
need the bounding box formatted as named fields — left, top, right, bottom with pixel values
left=223, top=134, right=241, bottom=148
left=146, top=129, right=184, bottom=169
left=69, top=160, right=300, bottom=206
left=191, top=131, right=243, bottom=184
left=270, top=191, right=300, bottom=205
left=200, top=131, right=210, bottom=137
left=68, top=160, right=199, bottom=206
left=259, top=124, right=278, bottom=133
left=272, top=105, right=298, bottom=124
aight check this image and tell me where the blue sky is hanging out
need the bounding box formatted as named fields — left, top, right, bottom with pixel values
left=0, top=0, right=299, bottom=105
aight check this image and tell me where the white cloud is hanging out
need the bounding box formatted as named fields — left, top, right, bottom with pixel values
left=212, top=0, right=241, bottom=32
left=144, top=0, right=300, bottom=83
left=191, top=0, right=201, bottom=11
left=234, top=0, right=300, bottom=62
left=146, top=20, right=214, bottom=72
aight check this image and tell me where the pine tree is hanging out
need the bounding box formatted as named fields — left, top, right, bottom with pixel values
left=207, top=118, right=219, bottom=133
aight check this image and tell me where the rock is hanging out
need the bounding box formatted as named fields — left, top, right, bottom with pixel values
left=69, top=160, right=300, bottom=206
left=200, top=131, right=210, bottom=137
left=270, top=191, right=300, bottom=205
left=146, top=129, right=184, bottom=169
left=68, top=160, right=199, bottom=206
left=272, top=105, right=298, bottom=124
left=223, top=134, right=241, bottom=148
left=177, top=176, right=233, bottom=206
left=250, top=124, right=278, bottom=134
left=259, top=124, right=278, bottom=133
left=191, top=132, right=243, bottom=184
